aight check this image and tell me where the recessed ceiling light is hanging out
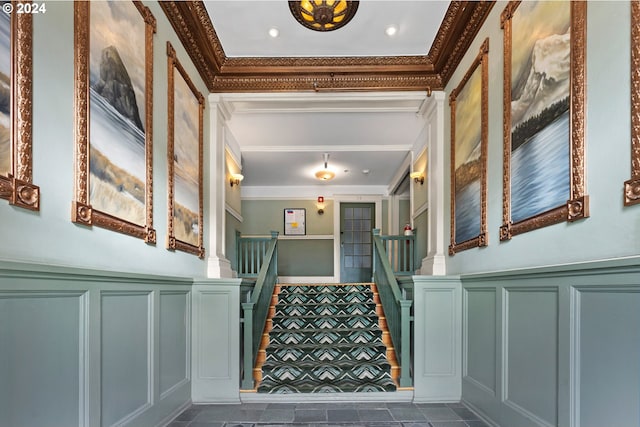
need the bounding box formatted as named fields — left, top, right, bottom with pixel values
left=268, top=27, right=279, bottom=38
left=385, top=25, right=398, bottom=37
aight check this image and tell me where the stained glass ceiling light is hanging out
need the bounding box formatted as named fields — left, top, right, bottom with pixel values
left=289, top=1, right=359, bottom=32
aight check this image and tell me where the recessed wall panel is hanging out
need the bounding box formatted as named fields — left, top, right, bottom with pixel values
left=505, top=288, right=558, bottom=426
left=423, top=288, right=455, bottom=375
left=198, top=291, right=231, bottom=378
left=579, top=289, right=640, bottom=427
left=0, top=292, right=83, bottom=427
left=101, top=292, right=151, bottom=427
left=464, top=288, right=496, bottom=393
left=159, top=291, right=188, bottom=397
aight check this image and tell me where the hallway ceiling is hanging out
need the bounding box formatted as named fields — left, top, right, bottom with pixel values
left=161, top=1, right=494, bottom=194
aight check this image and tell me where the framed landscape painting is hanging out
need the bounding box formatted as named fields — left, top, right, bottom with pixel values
left=500, top=0, right=588, bottom=241
left=167, top=41, right=205, bottom=258
left=0, top=2, right=37, bottom=210
left=625, top=0, right=640, bottom=206
left=72, top=0, right=156, bottom=243
left=449, top=39, right=489, bottom=255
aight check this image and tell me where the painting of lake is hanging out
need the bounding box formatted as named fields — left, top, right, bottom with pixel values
left=173, top=70, right=200, bottom=247
left=510, top=0, right=571, bottom=223
left=454, top=64, right=482, bottom=244
left=0, top=9, right=10, bottom=177
left=89, top=1, right=146, bottom=225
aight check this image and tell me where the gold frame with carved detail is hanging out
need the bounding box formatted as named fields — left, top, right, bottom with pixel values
left=166, top=41, right=205, bottom=259
left=625, top=0, right=640, bottom=206
left=72, top=1, right=156, bottom=243
left=500, top=1, right=588, bottom=241
left=449, top=38, right=489, bottom=255
left=0, top=2, right=38, bottom=210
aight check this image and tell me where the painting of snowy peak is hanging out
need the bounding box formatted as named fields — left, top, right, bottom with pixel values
left=509, top=1, right=571, bottom=224
left=0, top=9, right=11, bottom=177
left=454, top=65, right=482, bottom=244
left=89, top=1, right=146, bottom=225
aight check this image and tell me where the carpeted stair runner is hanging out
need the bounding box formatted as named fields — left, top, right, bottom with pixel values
left=257, top=283, right=397, bottom=393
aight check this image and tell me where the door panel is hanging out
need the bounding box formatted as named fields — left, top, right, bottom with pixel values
left=340, top=203, right=375, bottom=282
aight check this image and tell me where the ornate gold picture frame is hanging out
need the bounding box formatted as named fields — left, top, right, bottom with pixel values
left=449, top=39, right=489, bottom=255
left=72, top=1, right=156, bottom=243
left=500, top=1, right=588, bottom=241
left=625, top=0, right=640, bottom=206
left=167, top=41, right=205, bottom=258
left=0, top=2, right=37, bottom=210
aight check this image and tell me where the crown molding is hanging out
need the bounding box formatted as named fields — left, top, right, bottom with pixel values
left=161, top=1, right=494, bottom=93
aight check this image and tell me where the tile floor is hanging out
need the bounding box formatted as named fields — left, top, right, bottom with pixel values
left=168, top=401, right=490, bottom=427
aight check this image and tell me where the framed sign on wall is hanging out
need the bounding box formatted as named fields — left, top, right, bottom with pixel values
left=284, top=208, right=306, bottom=235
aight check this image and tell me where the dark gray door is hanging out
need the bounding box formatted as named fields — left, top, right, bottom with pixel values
left=340, top=203, right=375, bottom=283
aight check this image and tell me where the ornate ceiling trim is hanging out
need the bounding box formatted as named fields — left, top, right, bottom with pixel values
left=160, top=1, right=494, bottom=93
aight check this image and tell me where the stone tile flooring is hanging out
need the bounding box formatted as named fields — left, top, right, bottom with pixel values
left=168, top=401, right=490, bottom=427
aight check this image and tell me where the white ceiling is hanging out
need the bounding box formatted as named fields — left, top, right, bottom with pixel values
left=202, top=1, right=449, bottom=194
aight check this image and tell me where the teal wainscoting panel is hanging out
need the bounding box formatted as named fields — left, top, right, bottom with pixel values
left=412, top=276, right=462, bottom=402
left=101, top=291, right=152, bottom=427
left=159, top=291, right=190, bottom=399
left=191, top=279, right=242, bottom=403
left=461, top=258, right=640, bottom=427
left=0, top=261, right=193, bottom=427
left=0, top=290, right=85, bottom=427
left=504, top=288, right=558, bottom=426
left=576, top=287, right=640, bottom=427
left=463, top=287, right=497, bottom=396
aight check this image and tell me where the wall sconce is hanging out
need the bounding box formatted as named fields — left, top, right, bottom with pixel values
left=317, top=196, right=325, bottom=215
left=230, top=173, right=244, bottom=187
left=410, top=171, right=425, bottom=185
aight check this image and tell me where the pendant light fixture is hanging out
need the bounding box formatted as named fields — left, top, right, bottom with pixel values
left=289, top=1, right=359, bottom=32
left=315, top=153, right=336, bottom=181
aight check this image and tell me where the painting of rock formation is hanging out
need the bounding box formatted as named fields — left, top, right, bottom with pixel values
left=89, top=0, right=146, bottom=225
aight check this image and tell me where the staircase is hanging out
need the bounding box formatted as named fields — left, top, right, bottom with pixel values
left=255, top=283, right=398, bottom=393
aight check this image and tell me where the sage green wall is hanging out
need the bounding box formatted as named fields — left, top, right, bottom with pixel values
left=278, top=239, right=334, bottom=276
left=0, top=1, right=209, bottom=277
left=413, top=208, right=428, bottom=270
left=444, top=1, right=638, bottom=275
left=382, top=199, right=389, bottom=234
left=225, top=211, right=242, bottom=273
left=241, top=199, right=333, bottom=235
left=399, top=199, right=411, bottom=231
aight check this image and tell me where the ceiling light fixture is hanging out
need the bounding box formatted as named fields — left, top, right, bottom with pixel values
left=315, top=153, right=336, bottom=181
left=289, top=1, right=359, bottom=32
left=385, top=25, right=398, bottom=37
left=268, top=27, right=280, bottom=38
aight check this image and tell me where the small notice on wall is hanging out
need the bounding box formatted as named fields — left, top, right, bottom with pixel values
left=284, top=208, right=306, bottom=235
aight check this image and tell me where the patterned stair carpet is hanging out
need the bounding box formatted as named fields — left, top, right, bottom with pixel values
left=257, top=283, right=397, bottom=394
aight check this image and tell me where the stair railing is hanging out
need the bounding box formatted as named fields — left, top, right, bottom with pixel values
left=378, top=233, right=415, bottom=275
left=241, top=231, right=278, bottom=390
left=236, top=231, right=275, bottom=278
left=372, top=228, right=413, bottom=387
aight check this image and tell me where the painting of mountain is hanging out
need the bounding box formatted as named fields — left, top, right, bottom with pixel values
left=173, top=69, right=201, bottom=247
left=0, top=10, right=11, bottom=177
left=454, top=64, right=482, bottom=244
left=509, top=0, right=571, bottom=223
left=89, top=0, right=147, bottom=225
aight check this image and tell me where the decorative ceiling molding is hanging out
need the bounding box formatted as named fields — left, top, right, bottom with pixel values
left=160, top=1, right=494, bottom=93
